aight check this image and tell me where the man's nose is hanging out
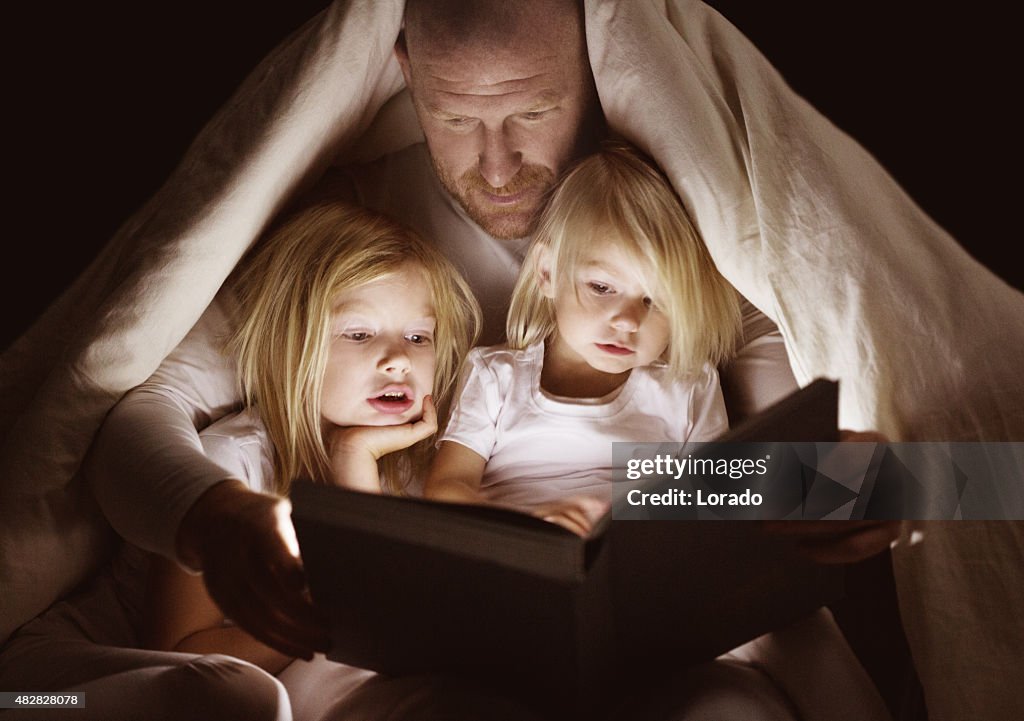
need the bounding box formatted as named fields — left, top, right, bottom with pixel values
left=478, top=126, right=522, bottom=189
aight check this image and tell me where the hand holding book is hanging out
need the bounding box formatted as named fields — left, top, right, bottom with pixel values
left=762, top=429, right=900, bottom=564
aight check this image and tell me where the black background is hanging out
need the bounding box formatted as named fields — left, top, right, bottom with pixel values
left=5, top=1, right=1017, bottom=349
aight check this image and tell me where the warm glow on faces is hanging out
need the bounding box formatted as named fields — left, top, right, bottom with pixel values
left=542, top=237, right=671, bottom=376
left=398, top=40, right=595, bottom=240
left=320, top=264, right=437, bottom=428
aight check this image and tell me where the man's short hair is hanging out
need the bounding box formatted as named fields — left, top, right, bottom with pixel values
left=402, top=0, right=584, bottom=56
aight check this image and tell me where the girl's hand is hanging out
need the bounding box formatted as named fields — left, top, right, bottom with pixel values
left=326, top=395, right=437, bottom=491
left=331, top=394, right=438, bottom=459
left=531, top=495, right=609, bottom=537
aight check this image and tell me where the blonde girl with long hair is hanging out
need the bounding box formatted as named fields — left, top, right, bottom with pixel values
left=229, top=201, right=480, bottom=496
left=425, top=141, right=740, bottom=533
left=142, top=200, right=480, bottom=673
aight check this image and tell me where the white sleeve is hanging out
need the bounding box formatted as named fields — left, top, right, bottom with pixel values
left=685, top=363, right=730, bottom=442
left=87, top=295, right=244, bottom=561
left=438, top=350, right=503, bottom=462
left=720, top=298, right=798, bottom=424
left=198, top=409, right=276, bottom=496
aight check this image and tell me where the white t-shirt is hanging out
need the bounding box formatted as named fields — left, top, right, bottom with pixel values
left=441, top=343, right=728, bottom=508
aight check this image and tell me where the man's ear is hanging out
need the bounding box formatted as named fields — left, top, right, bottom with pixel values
left=536, top=246, right=556, bottom=299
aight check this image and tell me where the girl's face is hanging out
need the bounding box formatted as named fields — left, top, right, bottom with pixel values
left=321, top=263, right=437, bottom=428
left=541, top=236, right=670, bottom=375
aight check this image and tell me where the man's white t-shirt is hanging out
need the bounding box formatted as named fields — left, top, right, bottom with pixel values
left=441, top=343, right=728, bottom=509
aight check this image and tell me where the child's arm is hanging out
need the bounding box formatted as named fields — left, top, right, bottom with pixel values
left=423, top=440, right=488, bottom=503
left=326, top=396, right=438, bottom=492
left=426, top=442, right=605, bottom=535
left=141, top=555, right=294, bottom=675
left=424, top=347, right=603, bottom=530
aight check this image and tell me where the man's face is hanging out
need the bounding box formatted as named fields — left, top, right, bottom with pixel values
left=398, top=36, right=598, bottom=240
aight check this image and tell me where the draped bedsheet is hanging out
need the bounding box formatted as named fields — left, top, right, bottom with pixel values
left=2, top=2, right=1021, bottom=718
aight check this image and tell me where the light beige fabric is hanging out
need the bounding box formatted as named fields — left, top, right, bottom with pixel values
left=2, top=1, right=1021, bottom=718
left=585, top=4, right=1024, bottom=720
left=0, top=0, right=406, bottom=642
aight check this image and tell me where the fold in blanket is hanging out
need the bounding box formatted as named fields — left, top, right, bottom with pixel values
left=0, top=0, right=406, bottom=649
left=1, top=1, right=1021, bottom=718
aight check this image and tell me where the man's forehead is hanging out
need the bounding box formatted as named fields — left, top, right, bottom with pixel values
left=419, top=63, right=566, bottom=99
left=413, top=39, right=577, bottom=81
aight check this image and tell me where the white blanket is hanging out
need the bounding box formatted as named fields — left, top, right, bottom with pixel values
left=2, top=1, right=1021, bottom=718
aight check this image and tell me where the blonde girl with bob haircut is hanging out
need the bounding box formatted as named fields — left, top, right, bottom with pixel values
left=426, top=141, right=740, bottom=534
left=142, top=200, right=480, bottom=675
left=507, top=140, right=739, bottom=375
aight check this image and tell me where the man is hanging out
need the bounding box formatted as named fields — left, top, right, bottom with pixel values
left=90, top=0, right=895, bottom=660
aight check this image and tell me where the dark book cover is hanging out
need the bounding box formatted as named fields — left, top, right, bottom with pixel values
left=291, top=379, right=842, bottom=715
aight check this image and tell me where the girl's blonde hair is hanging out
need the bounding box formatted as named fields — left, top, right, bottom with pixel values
left=229, top=201, right=481, bottom=495
left=507, top=140, right=740, bottom=377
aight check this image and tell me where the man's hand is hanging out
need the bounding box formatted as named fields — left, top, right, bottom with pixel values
left=761, top=520, right=902, bottom=564
left=176, top=480, right=330, bottom=658
left=764, top=429, right=899, bottom=564
left=837, top=429, right=888, bottom=444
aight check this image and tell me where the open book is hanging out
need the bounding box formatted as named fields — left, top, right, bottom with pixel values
left=291, top=379, right=841, bottom=715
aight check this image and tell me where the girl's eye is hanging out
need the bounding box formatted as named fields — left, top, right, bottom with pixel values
left=406, top=333, right=433, bottom=345
left=643, top=296, right=654, bottom=309
left=342, top=331, right=371, bottom=341
left=588, top=282, right=612, bottom=295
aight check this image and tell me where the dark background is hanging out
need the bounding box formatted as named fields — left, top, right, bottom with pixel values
left=5, top=1, right=1017, bottom=349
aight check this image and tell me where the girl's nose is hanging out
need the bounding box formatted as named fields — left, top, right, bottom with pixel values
left=610, top=298, right=646, bottom=332
left=378, top=344, right=411, bottom=375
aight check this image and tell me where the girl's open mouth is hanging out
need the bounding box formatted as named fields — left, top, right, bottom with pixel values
left=367, top=388, right=415, bottom=414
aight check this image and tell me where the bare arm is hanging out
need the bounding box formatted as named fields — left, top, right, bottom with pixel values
left=423, top=440, right=488, bottom=503
left=142, top=554, right=293, bottom=675
left=425, top=442, right=604, bottom=536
